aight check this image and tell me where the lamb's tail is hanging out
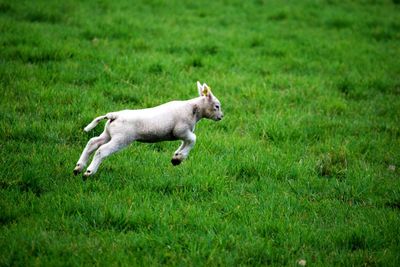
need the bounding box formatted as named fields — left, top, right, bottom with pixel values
left=84, top=113, right=116, bottom=132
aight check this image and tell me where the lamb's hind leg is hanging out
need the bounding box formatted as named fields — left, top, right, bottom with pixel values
left=74, top=131, right=110, bottom=175
left=83, top=137, right=128, bottom=177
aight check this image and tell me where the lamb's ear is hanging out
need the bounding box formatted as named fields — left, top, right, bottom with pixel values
left=197, top=81, right=204, bottom=96
left=202, top=83, right=213, bottom=98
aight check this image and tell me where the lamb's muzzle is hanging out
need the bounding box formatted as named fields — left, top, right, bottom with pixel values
left=74, top=81, right=223, bottom=177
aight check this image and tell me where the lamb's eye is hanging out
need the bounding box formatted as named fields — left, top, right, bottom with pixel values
left=215, top=105, right=220, bottom=110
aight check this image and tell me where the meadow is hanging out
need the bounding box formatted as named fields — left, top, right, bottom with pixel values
left=1, top=0, right=400, bottom=265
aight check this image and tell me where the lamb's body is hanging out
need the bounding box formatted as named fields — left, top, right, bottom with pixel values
left=74, top=82, right=223, bottom=177
left=109, top=99, right=198, bottom=143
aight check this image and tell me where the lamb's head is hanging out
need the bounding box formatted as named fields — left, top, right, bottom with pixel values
left=197, top=81, right=224, bottom=121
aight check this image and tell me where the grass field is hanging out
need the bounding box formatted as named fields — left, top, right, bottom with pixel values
left=1, top=0, right=400, bottom=265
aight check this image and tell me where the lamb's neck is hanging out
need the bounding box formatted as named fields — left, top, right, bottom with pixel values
left=187, top=97, right=206, bottom=122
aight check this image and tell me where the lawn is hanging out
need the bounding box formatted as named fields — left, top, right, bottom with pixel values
left=1, top=0, right=399, bottom=266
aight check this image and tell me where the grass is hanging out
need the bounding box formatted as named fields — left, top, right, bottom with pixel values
left=1, top=0, right=400, bottom=265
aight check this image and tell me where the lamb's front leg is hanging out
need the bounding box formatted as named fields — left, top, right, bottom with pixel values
left=171, top=131, right=196, bottom=166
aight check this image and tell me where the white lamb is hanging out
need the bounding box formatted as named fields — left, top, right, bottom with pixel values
left=73, top=81, right=224, bottom=177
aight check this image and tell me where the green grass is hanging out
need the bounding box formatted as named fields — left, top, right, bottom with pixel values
left=1, top=0, right=400, bottom=265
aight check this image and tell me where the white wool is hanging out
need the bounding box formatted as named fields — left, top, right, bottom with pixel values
left=74, top=81, right=223, bottom=177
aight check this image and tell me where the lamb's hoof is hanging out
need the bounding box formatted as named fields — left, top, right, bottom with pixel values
left=83, top=170, right=93, bottom=178
left=171, top=158, right=182, bottom=166
left=73, top=165, right=83, bottom=176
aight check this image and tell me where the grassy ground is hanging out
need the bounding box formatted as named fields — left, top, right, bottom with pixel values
left=1, top=0, right=400, bottom=265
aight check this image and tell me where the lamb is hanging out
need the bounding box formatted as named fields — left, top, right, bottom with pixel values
left=73, top=81, right=223, bottom=177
